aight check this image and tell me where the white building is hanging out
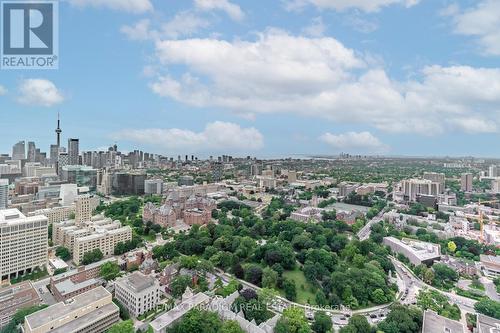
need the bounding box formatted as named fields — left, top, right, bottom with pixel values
left=401, top=179, right=442, bottom=202
left=383, top=237, right=441, bottom=266
left=0, top=209, right=48, bottom=282
left=0, top=179, right=8, bottom=209
left=145, top=179, right=163, bottom=195
left=114, top=271, right=161, bottom=318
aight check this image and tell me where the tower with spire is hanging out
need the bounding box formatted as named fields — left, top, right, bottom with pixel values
left=55, top=112, right=62, bottom=147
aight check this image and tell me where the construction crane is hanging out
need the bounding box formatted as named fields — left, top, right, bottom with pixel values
left=477, top=199, right=499, bottom=243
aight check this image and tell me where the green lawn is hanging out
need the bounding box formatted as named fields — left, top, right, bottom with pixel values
left=281, top=269, right=317, bottom=305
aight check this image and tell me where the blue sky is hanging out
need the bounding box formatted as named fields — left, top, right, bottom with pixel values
left=1, top=0, right=500, bottom=158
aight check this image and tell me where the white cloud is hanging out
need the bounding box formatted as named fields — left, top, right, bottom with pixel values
left=162, top=11, right=211, bottom=39
left=320, top=131, right=389, bottom=152
left=112, top=121, right=263, bottom=151
left=69, top=0, right=152, bottom=13
left=447, top=0, right=500, bottom=56
left=285, top=0, right=419, bottom=12
left=0, top=85, right=7, bottom=96
left=121, top=12, right=211, bottom=41
left=194, top=0, right=245, bottom=21
left=148, top=30, right=500, bottom=135
left=302, top=17, right=327, bottom=37
left=121, top=19, right=153, bottom=41
left=17, top=79, right=64, bottom=107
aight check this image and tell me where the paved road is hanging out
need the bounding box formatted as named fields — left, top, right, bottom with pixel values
left=481, top=277, right=500, bottom=301
left=357, top=211, right=385, bottom=241
left=391, top=257, right=477, bottom=314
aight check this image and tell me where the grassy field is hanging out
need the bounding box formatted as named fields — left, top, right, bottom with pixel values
left=282, top=268, right=317, bottom=305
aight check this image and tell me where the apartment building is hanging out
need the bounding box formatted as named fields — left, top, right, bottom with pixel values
left=28, top=205, right=75, bottom=225
left=23, top=286, right=119, bottom=333
left=0, top=209, right=48, bottom=282
left=114, top=271, right=161, bottom=318
left=73, top=226, right=132, bottom=265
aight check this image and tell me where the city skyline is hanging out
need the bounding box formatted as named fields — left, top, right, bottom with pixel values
left=1, top=0, right=500, bottom=157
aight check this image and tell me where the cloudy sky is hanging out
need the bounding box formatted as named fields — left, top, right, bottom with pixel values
left=1, top=0, right=500, bottom=157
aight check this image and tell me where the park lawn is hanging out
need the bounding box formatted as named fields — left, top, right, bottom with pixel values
left=282, top=269, right=317, bottom=305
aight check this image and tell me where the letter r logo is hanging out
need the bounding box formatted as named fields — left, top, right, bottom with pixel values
left=2, top=2, right=53, bottom=55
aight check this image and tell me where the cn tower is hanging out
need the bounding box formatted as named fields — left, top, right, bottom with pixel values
left=55, top=112, right=62, bottom=147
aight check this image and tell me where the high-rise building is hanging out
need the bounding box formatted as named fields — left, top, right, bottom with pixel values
left=27, top=142, right=36, bottom=162
left=57, top=152, right=69, bottom=176
left=12, top=141, right=25, bottom=160
left=75, top=194, right=94, bottom=225
left=401, top=179, right=441, bottom=202
left=489, top=165, right=499, bottom=178
left=68, top=138, right=80, bottom=165
left=0, top=209, right=48, bottom=282
left=49, top=144, right=59, bottom=165
left=144, top=179, right=163, bottom=195
left=423, top=172, right=445, bottom=189
left=0, top=179, right=8, bottom=209
left=461, top=173, right=473, bottom=192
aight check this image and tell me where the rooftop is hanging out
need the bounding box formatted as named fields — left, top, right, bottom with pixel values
left=24, top=286, right=112, bottom=331
left=116, top=271, right=156, bottom=293
left=422, top=310, right=464, bottom=333
left=150, top=293, right=210, bottom=331
left=476, top=313, right=500, bottom=333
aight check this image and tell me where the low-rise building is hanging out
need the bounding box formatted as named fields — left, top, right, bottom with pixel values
left=114, top=271, right=161, bottom=318
left=383, top=237, right=441, bottom=266
left=422, top=310, right=465, bottom=333
left=49, top=258, right=116, bottom=302
left=0, top=281, right=40, bottom=329
left=150, top=289, right=210, bottom=333
left=475, top=313, right=500, bottom=333
left=23, top=286, right=119, bottom=333
left=480, top=254, right=500, bottom=278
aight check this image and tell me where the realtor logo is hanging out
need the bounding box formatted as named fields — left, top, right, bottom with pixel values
left=1, top=0, right=58, bottom=69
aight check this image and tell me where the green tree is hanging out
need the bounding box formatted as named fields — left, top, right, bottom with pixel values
left=282, top=278, right=297, bottom=302
left=312, top=311, right=332, bottom=333
left=82, top=249, right=103, bottom=265
left=221, top=320, right=245, bottom=333
left=170, top=275, right=192, bottom=299
left=262, top=267, right=278, bottom=289
left=55, top=246, right=71, bottom=261
left=168, top=309, right=222, bottom=333
left=106, top=320, right=134, bottom=333
left=377, top=304, right=422, bottom=333
left=274, top=307, right=311, bottom=333
left=475, top=299, right=500, bottom=319
left=447, top=241, right=457, bottom=253
left=100, top=261, right=121, bottom=281
left=340, top=315, right=371, bottom=333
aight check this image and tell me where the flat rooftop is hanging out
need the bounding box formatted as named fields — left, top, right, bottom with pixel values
left=476, top=313, right=500, bottom=333
left=384, top=237, right=441, bottom=261
left=481, top=254, right=500, bottom=268
left=50, top=302, right=118, bottom=333
left=422, top=310, right=464, bottom=333
left=150, top=293, right=210, bottom=331
left=0, top=208, right=47, bottom=226
left=54, top=278, right=99, bottom=296
left=116, top=271, right=156, bottom=293
left=24, top=286, right=111, bottom=330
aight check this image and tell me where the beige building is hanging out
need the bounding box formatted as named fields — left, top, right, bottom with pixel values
left=114, top=271, right=161, bottom=318
left=73, top=226, right=132, bottom=265
left=0, top=209, right=48, bottom=282
left=28, top=205, right=75, bottom=225
left=23, top=286, right=119, bottom=333
left=53, top=214, right=132, bottom=265
left=75, top=194, right=99, bottom=225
